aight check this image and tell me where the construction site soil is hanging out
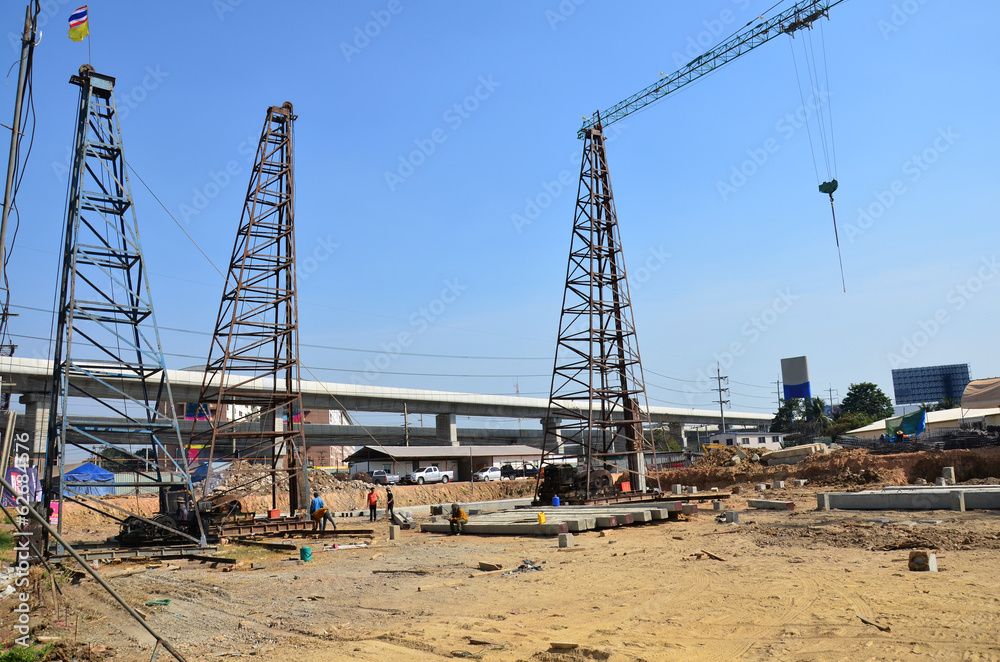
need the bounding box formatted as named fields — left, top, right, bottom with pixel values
left=4, top=448, right=1000, bottom=661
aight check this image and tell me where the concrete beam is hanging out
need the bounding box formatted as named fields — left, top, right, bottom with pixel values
left=819, top=489, right=1000, bottom=511
left=748, top=499, right=795, bottom=511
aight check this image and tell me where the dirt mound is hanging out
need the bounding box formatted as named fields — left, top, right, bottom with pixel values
left=651, top=447, right=1000, bottom=491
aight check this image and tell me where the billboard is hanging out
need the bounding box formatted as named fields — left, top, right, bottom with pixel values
left=891, top=364, right=970, bottom=405
left=780, top=356, right=811, bottom=401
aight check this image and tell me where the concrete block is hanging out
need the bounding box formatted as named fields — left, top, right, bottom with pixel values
left=595, top=516, right=619, bottom=528
left=389, top=525, right=401, bottom=540
left=793, top=479, right=807, bottom=487
left=724, top=511, right=740, bottom=524
left=755, top=484, right=768, bottom=492
left=688, top=486, right=698, bottom=494
left=711, top=487, right=719, bottom=492
left=681, top=503, right=697, bottom=516
left=942, top=467, right=956, bottom=484
left=951, top=491, right=966, bottom=512
left=773, top=480, right=785, bottom=489
left=817, top=493, right=831, bottom=511
left=671, top=484, right=683, bottom=495
left=935, top=477, right=947, bottom=486
left=748, top=499, right=795, bottom=511
left=558, top=532, right=574, bottom=548
left=712, top=500, right=724, bottom=511
left=908, top=550, right=938, bottom=572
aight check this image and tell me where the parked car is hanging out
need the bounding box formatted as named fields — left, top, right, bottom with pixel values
left=370, top=470, right=400, bottom=485
left=405, top=466, right=454, bottom=485
left=473, top=466, right=501, bottom=482
left=501, top=463, right=539, bottom=480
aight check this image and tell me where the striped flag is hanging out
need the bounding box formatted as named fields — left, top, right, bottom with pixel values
left=68, top=5, right=89, bottom=42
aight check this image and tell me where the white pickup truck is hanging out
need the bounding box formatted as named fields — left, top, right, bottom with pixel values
left=405, top=466, right=453, bottom=485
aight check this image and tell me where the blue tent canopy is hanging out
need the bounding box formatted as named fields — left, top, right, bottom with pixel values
left=64, top=462, right=115, bottom=496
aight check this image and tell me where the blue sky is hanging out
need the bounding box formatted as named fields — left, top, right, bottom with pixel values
left=1, top=1, right=997, bottom=427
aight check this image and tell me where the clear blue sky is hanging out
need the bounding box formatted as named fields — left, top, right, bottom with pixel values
left=2, top=1, right=997, bottom=426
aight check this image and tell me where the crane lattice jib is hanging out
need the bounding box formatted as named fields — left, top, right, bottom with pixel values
left=577, top=0, right=845, bottom=138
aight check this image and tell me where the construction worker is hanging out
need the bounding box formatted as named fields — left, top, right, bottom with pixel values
left=449, top=502, right=467, bottom=535
left=367, top=486, right=378, bottom=522
left=386, top=486, right=395, bottom=523
left=309, top=491, right=336, bottom=531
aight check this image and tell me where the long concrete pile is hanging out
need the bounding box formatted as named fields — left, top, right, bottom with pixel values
left=419, top=501, right=699, bottom=536
left=818, top=484, right=1000, bottom=511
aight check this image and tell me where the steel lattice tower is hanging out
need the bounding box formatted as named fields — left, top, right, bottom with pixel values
left=191, top=103, right=307, bottom=514
left=541, top=119, right=653, bottom=496
left=43, top=66, right=200, bottom=545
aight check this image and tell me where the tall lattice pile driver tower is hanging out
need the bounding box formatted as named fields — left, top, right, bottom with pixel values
left=43, top=66, right=202, bottom=549
left=189, top=102, right=308, bottom=514
left=540, top=118, right=654, bottom=497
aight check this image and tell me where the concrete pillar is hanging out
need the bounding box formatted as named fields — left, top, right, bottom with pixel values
left=950, top=491, right=965, bottom=512
left=712, top=500, right=724, bottom=511
left=942, top=467, right=956, bottom=484
left=541, top=417, right=564, bottom=454
left=389, top=525, right=401, bottom=540
left=18, top=393, right=49, bottom=461
left=436, top=413, right=458, bottom=446
left=671, top=484, right=682, bottom=495
left=817, top=493, right=831, bottom=511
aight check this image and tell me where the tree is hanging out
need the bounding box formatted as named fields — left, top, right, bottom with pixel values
left=804, top=397, right=831, bottom=427
left=840, top=382, right=894, bottom=421
left=652, top=422, right=683, bottom=452
left=770, top=398, right=804, bottom=433
left=826, top=411, right=874, bottom=440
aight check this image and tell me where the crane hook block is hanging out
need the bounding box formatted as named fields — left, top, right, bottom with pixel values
left=818, top=179, right=838, bottom=195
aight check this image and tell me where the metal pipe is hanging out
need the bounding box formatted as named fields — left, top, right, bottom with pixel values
left=0, top=472, right=188, bottom=662
left=0, top=4, right=34, bottom=279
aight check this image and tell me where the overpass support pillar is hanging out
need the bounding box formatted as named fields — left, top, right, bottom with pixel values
left=18, top=393, right=49, bottom=462
left=436, top=413, right=458, bottom=446
left=541, top=417, right=564, bottom=454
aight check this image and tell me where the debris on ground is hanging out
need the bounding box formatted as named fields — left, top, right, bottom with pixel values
left=503, top=559, right=544, bottom=576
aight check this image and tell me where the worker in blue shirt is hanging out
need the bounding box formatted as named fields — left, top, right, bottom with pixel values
left=309, top=491, right=337, bottom=531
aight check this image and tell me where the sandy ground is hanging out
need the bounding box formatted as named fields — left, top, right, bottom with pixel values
left=8, top=480, right=1000, bottom=662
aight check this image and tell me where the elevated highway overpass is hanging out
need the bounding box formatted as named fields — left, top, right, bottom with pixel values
left=1, top=357, right=771, bottom=454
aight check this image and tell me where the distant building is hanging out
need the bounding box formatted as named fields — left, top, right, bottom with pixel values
left=344, top=445, right=543, bottom=482
left=707, top=432, right=785, bottom=451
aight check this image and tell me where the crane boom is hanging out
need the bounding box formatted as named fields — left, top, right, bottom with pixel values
left=578, top=0, right=846, bottom=138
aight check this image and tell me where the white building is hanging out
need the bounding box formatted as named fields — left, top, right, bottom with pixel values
left=708, top=432, right=785, bottom=451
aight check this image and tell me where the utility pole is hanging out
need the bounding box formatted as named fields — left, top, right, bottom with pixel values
left=715, top=363, right=729, bottom=434
left=403, top=404, right=410, bottom=447
left=775, top=378, right=783, bottom=411
left=828, top=385, right=839, bottom=417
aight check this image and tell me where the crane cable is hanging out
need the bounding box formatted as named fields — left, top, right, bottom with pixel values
left=789, top=19, right=846, bottom=292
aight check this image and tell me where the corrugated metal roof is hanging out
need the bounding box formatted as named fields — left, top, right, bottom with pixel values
left=345, top=445, right=542, bottom=462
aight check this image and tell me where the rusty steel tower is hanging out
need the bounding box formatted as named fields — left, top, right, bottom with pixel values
left=190, top=102, right=307, bottom=514
left=540, top=116, right=653, bottom=496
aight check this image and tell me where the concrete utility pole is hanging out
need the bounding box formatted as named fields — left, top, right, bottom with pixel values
left=403, top=404, right=410, bottom=447
left=775, top=379, right=782, bottom=411
left=715, top=363, right=729, bottom=434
